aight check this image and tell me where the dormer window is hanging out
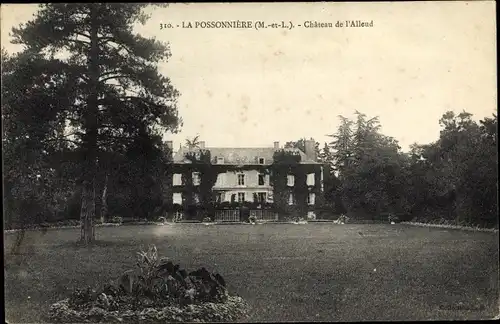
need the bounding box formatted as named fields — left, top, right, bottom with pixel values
left=216, top=156, right=224, bottom=164
left=258, top=157, right=265, bottom=164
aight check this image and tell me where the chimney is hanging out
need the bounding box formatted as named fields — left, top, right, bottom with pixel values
left=274, top=141, right=280, bottom=149
left=199, top=141, right=205, bottom=149
left=304, top=139, right=316, bottom=162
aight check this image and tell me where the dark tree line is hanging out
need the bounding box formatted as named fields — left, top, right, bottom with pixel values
left=318, top=110, right=497, bottom=227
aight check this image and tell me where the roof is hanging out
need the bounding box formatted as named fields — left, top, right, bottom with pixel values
left=172, top=146, right=319, bottom=164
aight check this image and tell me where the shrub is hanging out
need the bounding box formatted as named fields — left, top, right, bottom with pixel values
left=157, top=216, right=167, bottom=224
left=111, top=216, right=123, bottom=224
left=124, top=245, right=229, bottom=306
left=334, top=214, right=349, bottom=224
left=293, top=215, right=306, bottom=223
left=306, top=211, right=316, bottom=220
left=387, top=213, right=400, bottom=223
left=68, top=286, right=98, bottom=310
left=202, top=217, right=212, bottom=223
left=248, top=215, right=257, bottom=224
left=50, top=244, right=247, bottom=323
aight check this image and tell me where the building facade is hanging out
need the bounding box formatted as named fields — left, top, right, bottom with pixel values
left=164, top=140, right=327, bottom=221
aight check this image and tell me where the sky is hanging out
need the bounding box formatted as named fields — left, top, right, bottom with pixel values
left=1, top=2, right=497, bottom=152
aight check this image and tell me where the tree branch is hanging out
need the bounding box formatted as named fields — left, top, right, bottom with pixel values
left=98, top=36, right=115, bottom=46
left=99, top=74, right=129, bottom=83
left=62, top=37, right=90, bottom=47
left=75, top=31, right=91, bottom=40
left=103, top=37, right=136, bottom=57
left=99, top=69, right=123, bottom=78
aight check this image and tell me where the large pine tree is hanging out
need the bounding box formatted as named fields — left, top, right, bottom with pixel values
left=10, top=4, right=181, bottom=243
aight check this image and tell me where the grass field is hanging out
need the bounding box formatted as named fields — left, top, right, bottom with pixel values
left=4, top=223, right=499, bottom=322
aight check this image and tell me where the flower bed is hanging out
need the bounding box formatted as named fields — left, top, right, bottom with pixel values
left=48, top=245, right=250, bottom=323
left=401, top=221, right=498, bottom=233
left=49, top=295, right=248, bottom=323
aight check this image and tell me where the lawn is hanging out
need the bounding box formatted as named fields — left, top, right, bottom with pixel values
left=4, top=223, right=499, bottom=322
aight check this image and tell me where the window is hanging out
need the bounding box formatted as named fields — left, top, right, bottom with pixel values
left=307, top=173, right=315, bottom=186
left=238, top=192, right=245, bottom=202
left=215, top=192, right=224, bottom=203
left=320, top=166, right=324, bottom=192
left=258, top=174, right=265, bottom=186
left=217, top=156, right=225, bottom=164
left=258, top=192, right=267, bottom=203
left=258, top=157, right=265, bottom=164
left=173, top=174, right=182, bottom=186
left=288, top=193, right=294, bottom=205
left=231, top=194, right=236, bottom=203
left=287, top=174, right=295, bottom=186
left=173, top=192, right=182, bottom=205
left=238, top=174, right=245, bottom=186
left=192, top=172, right=201, bottom=186
left=193, top=193, right=200, bottom=204
left=307, top=193, right=316, bottom=205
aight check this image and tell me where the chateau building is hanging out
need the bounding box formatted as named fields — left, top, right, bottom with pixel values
left=165, top=139, right=326, bottom=221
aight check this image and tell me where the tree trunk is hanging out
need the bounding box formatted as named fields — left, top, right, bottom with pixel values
left=80, top=4, right=100, bottom=243
left=101, top=173, right=108, bottom=223
left=80, top=180, right=95, bottom=243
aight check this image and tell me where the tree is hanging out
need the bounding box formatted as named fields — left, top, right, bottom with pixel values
left=119, top=126, right=171, bottom=220
left=185, top=135, right=201, bottom=149
left=434, top=111, right=497, bottom=226
left=10, top=4, right=181, bottom=243
left=327, top=115, right=354, bottom=175
left=318, top=142, right=333, bottom=165
left=2, top=48, right=75, bottom=226
left=328, top=112, right=407, bottom=218
left=2, top=49, right=78, bottom=255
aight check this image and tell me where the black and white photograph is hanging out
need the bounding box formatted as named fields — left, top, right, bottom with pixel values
left=2, top=2, right=498, bottom=323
